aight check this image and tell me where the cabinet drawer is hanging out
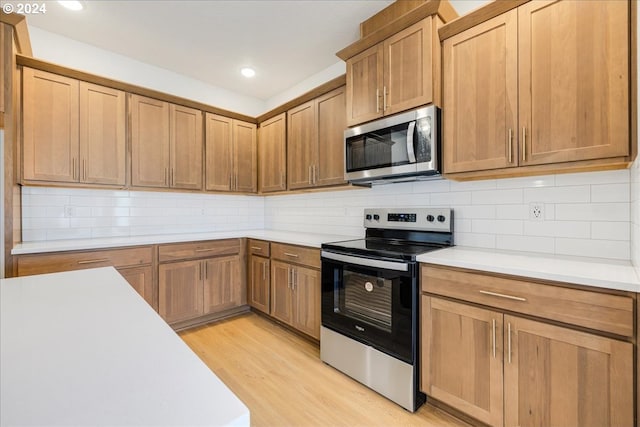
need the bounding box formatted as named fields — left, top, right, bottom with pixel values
left=159, top=239, right=240, bottom=263
left=421, top=265, right=634, bottom=337
left=17, top=246, right=153, bottom=276
left=248, top=239, right=270, bottom=257
left=271, top=243, right=320, bottom=269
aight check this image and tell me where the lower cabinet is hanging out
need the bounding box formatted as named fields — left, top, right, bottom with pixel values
left=158, top=239, right=244, bottom=326
left=15, top=246, right=157, bottom=310
left=269, top=243, right=321, bottom=340
left=247, top=239, right=270, bottom=314
left=421, top=265, right=634, bottom=427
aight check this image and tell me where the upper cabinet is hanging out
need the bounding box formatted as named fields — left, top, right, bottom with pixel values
left=22, top=68, right=126, bottom=185
left=442, top=0, right=631, bottom=177
left=258, top=113, right=287, bottom=193
left=130, top=94, right=202, bottom=190
left=344, top=17, right=441, bottom=127
left=287, top=86, right=346, bottom=190
left=205, top=113, right=257, bottom=193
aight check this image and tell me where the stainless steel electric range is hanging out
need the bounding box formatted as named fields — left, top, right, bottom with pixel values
left=320, top=208, right=454, bottom=412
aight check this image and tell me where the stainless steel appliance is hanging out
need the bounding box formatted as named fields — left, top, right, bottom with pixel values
left=320, top=208, right=453, bottom=412
left=344, top=106, right=440, bottom=185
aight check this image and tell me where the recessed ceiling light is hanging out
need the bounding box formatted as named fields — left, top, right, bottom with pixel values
left=58, top=1, right=84, bottom=11
left=240, top=67, right=256, bottom=78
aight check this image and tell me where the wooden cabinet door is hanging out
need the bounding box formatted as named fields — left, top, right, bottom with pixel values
left=22, top=68, right=79, bottom=182
left=292, top=265, right=320, bottom=340
left=249, top=255, right=270, bottom=314
left=205, top=113, right=232, bottom=191
left=170, top=104, right=202, bottom=190
left=383, top=18, right=434, bottom=116
left=158, top=260, right=203, bottom=324
left=504, top=315, right=633, bottom=427
left=315, top=87, right=346, bottom=187
left=79, top=82, right=126, bottom=185
left=518, top=0, right=629, bottom=166
left=258, top=113, right=286, bottom=193
left=442, top=11, right=518, bottom=174
left=130, top=94, right=170, bottom=188
left=287, top=101, right=316, bottom=189
left=118, top=265, right=156, bottom=311
left=271, top=260, right=293, bottom=325
left=422, top=296, right=504, bottom=427
left=203, top=255, right=242, bottom=314
left=233, top=120, right=257, bottom=193
left=345, top=44, right=383, bottom=126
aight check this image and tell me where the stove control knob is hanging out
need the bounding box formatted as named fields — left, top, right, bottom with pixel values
left=365, top=214, right=372, bottom=221
left=437, top=215, right=446, bottom=223
left=426, top=215, right=435, bottom=222
left=373, top=214, right=380, bottom=221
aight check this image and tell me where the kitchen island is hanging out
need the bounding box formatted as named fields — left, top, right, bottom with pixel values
left=0, top=267, right=249, bottom=426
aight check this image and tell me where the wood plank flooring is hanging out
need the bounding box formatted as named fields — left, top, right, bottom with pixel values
left=179, top=313, right=469, bottom=427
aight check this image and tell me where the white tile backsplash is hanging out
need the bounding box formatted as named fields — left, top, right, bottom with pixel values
left=20, top=168, right=635, bottom=262
left=21, top=188, right=265, bottom=241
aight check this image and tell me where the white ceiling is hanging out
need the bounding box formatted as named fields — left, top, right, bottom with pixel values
left=22, top=0, right=486, bottom=102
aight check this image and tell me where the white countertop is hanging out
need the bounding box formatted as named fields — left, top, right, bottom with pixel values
left=11, top=229, right=356, bottom=255
left=418, top=246, right=640, bottom=293
left=0, top=267, right=250, bottom=426
left=11, top=232, right=640, bottom=293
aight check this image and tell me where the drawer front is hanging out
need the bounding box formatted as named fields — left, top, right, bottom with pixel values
left=421, top=265, right=634, bottom=337
left=248, top=239, right=270, bottom=257
left=159, top=239, right=240, bottom=263
left=271, top=243, right=320, bottom=269
left=17, top=246, right=153, bottom=276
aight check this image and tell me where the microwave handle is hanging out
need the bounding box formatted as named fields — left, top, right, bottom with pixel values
left=406, top=121, right=417, bottom=163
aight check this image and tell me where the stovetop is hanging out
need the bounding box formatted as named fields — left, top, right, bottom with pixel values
left=321, top=208, right=454, bottom=262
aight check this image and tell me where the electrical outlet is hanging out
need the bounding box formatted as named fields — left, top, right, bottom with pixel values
left=64, top=206, right=75, bottom=217
left=529, top=203, right=544, bottom=221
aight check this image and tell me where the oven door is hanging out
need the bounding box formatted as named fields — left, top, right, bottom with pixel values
left=321, top=250, right=417, bottom=363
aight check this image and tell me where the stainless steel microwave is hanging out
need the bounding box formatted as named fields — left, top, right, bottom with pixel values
left=344, top=106, right=440, bottom=184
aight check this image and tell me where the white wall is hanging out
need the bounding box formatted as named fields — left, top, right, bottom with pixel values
left=28, top=27, right=267, bottom=117
left=265, top=170, right=632, bottom=261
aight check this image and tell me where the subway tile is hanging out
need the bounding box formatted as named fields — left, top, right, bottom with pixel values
left=497, top=175, right=555, bottom=189
left=555, top=203, right=629, bottom=221
left=496, top=205, right=527, bottom=220
left=591, top=222, right=631, bottom=241
left=454, top=233, right=496, bottom=249
left=523, top=221, right=590, bottom=239
left=449, top=179, right=497, bottom=192
left=591, top=183, right=630, bottom=203
left=555, top=170, right=630, bottom=186
left=471, top=189, right=523, bottom=205
left=455, top=205, right=496, bottom=220
left=496, top=235, right=555, bottom=254
left=555, top=238, right=630, bottom=260
left=412, top=179, right=451, bottom=193
left=46, top=228, right=91, bottom=240
left=523, top=186, right=590, bottom=203
left=431, top=191, right=472, bottom=206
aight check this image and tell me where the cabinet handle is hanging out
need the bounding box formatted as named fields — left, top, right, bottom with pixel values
left=507, top=129, right=512, bottom=163
left=195, top=248, right=216, bottom=252
left=376, top=88, right=380, bottom=113
left=284, top=252, right=299, bottom=258
left=72, top=158, right=76, bottom=180
left=522, top=127, right=526, bottom=162
left=171, top=168, right=175, bottom=187
left=199, top=262, right=202, bottom=281
left=281, top=171, right=286, bottom=188
left=383, top=86, right=387, bottom=112
left=308, top=165, right=313, bottom=185
left=234, top=173, right=238, bottom=191
left=251, top=246, right=262, bottom=251
left=204, top=261, right=207, bottom=280
left=292, top=268, right=297, bottom=291
left=77, top=258, right=109, bottom=265
left=492, top=318, right=496, bottom=358
left=164, top=168, right=168, bottom=186
left=479, top=290, right=527, bottom=302
left=507, top=322, right=512, bottom=364
left=287, top=268, right=292, bottom=289
left=262, top=262, right=267, bottom=281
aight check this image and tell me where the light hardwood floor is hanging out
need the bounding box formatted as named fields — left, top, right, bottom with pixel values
left=179, top=313, right=469, bottom=427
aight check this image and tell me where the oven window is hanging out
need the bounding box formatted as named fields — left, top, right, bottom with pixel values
left=340, top=268, right=393, bottom=332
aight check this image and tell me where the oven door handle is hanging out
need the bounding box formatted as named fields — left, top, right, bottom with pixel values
left=321, top=251, right=409, bottom=272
